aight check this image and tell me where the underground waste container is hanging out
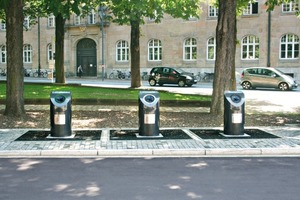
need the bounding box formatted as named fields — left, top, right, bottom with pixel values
left=224, top=91, right=245, bottom=135
left=50, top=91, right=72, bottom=137
left=138, top=91, right=160, bottom=136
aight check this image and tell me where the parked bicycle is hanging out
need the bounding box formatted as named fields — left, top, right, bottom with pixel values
left=109, top=70, right=118, bottom=79
left=0, top=68, right=6, bottom=76
left=141, top=71, right=149, bottom=80
left=33, top=69, right=48, bottom=78
left=24, top=68, right=32, bottom=77
left=109, top=69, right=131, bottom=79
left=117, top=70, right=126, bottom=79
left=195, top=72, right=214, bottom=82
left=124, top=70, right=131, bottom=79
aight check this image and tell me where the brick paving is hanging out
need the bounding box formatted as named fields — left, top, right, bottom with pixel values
left=0, top=105, right=300, bottom=157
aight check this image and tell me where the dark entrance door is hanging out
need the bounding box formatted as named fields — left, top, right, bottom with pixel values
left=77, top=39, right=97, bottom=77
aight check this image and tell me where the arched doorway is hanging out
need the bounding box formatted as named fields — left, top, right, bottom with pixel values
left=77, top=38, right=97, bottom=77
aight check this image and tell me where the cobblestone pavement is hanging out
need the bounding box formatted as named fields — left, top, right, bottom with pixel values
left=0, top=105, right=300, bottom=157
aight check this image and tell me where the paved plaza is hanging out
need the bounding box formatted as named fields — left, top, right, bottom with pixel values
left=0, top=105, right=299, bottom=157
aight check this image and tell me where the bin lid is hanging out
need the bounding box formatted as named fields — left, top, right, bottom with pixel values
left=139, top=91, right=160, bottom=107
left=224, top=91, right=245, bottom=106
left=50, top=91, right=71, bottom=106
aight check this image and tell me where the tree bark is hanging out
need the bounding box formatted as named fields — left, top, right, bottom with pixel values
left=4, top=0, right=25, bottom=117
left=210, top=0, right=237, bottom=115
left=55, top=13, right=66, bottom=84
left=130, top=20, right=141, bottom=88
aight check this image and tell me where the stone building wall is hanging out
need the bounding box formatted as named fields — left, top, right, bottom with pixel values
left=0, top=2, right=299, bottom=80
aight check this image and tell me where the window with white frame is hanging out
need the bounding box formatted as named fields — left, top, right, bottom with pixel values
left=243, top=0, right=258, bottom=15
left=47, top=43, right=55, bottom=61
left=282, top=0, right=298, bottom=13
left=116, top=40, right=129, bottom=62
left=88, top=10, right=96, bottom=24
left=74, top=15, right=81, bottom=25
left=23, top=44, right=32, bottom=63
left=0, top=45, right=6, bottom=63
left=208, top=6, right=218, bottom=17
left=207, top=37, right=216, bottom=60
left=280, top=34, right=299, bottom=59
left=241, top=35, right=259, bottom=60
left=23, top=16, right=30, bottom=29
left=184, top=38, right=197, bottom=60
left=148, top=39, right=162, bottom=61
left=47, top=14, right=55, bottom=27
left=0, top=20, right=6, bottom=30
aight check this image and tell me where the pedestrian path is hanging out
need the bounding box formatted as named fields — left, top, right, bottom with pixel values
left=0, top=104, right=300, bottom=157
left=0, top=125, right=299, bottom=157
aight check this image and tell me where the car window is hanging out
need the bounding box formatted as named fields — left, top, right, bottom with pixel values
left=163, top=68, right=170, bottom=74
left=247, top=68, right=257, bottom=74
left=170, top=69, right=177, bottom=75
left=151, top=68, right=157, bottom=73
left=151, top=68, right=162, bottom=74
left=261, top=69, right=273, bottom=76
left=257, top=69, right=265, bottom=76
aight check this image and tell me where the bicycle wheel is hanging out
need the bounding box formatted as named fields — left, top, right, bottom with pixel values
left=42, top=72, right=47, bottom=78
left=33, top=72, right=39, bottom=77
left=109, top=73, right=115, bottom=79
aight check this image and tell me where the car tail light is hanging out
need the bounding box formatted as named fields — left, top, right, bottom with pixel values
left=241, top=72, right=244, bottom=78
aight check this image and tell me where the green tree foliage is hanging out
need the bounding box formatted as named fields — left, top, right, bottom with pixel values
left=265, top=0, right=299, bottom=15
left=109, top=0, right=201, bottom=88
left=40, top=0, right=101, bottom=83
left=0, top=0, right=100, bottom=117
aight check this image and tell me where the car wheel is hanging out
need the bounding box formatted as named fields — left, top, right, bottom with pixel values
left=187, top=84, right=192, bottom=87
left=278, top=82, right=289, bottom=91
left=149, top=79, right=156, bottom=86
left=178, top=80, right=185, bottom=87
left=241, top=81, right=252, bottom=90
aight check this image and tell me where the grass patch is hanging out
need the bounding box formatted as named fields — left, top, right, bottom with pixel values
left=0, top=82, right=211, bottom=101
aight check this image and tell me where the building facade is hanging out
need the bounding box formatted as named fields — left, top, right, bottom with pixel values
left=0, top=1, right=299, bottom=80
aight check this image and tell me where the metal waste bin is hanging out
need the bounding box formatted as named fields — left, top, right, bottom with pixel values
left=50, top=91, right=72, bottom=137
left=224, top=91, right=245, bottom=135
left=138, top=91, right=160, bottom=136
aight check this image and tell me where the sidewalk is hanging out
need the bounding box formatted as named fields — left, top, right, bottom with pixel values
left=0, top=105, right=300, bottom=157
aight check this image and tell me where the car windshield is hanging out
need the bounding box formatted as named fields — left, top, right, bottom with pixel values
left=273, top=68, right=285, bottom=75
left=175, top=68, right=186, bottom=73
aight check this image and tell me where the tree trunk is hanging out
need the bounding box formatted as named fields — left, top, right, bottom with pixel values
left=130, top=20, right=141, bottom=88
left=4, top=0, right=25, bottom=117
left=210, top=0, right=237, bottom=115
left=55, top=13, right=66, bottom=84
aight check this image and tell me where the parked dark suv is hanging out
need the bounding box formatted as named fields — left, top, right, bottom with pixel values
left=148, top=67, right=197, bottom=87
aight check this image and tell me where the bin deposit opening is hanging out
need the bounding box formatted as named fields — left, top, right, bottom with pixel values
left=231, top=95, right=241, bottom=103
left=55, top=95, right=66, bottom=103
left=144, top=94, right=156, bottom=103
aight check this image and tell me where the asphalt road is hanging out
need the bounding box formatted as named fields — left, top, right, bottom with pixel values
left=0, top=157, right=299, bottom=200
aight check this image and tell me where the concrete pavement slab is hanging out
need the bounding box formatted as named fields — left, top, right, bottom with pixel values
left=0, top=126, right=299, bottom=157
